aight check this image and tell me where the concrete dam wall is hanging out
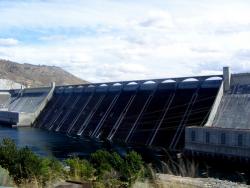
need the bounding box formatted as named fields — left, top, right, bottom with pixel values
left=213, top=94, right=250, bottom=129
left=33, top=76, right=221, bottom=150
left=0, top=85, right=55, bottom=126
left=213, top=78, right=250, bottom=129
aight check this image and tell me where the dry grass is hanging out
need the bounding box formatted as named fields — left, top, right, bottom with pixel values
left=157, top=149, right=199, bottom=178
left=160, top=158, right=199, bottom=178
left=0, top=166, right=14, bottom=187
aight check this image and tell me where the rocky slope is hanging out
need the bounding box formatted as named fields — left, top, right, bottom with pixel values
left=133, top=174, right=249, bottom=188
left=0, top=59, right=88, bottom=88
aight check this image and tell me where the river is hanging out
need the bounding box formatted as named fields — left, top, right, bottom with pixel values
left=0, top=125, right=102, bottom=159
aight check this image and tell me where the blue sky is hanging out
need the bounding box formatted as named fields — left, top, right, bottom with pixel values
left=0, top=0, right=250, bottom=82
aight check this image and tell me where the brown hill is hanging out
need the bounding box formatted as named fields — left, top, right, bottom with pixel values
left=0, top=59, right=88, bottom=87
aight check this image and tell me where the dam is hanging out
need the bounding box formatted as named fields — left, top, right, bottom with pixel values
left=33, top=75, right=221, bottom=151
left=1, top=66, right=250, bottom=160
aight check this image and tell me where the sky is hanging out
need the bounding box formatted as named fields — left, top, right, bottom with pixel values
left=0, top=0, right=250, bottom=82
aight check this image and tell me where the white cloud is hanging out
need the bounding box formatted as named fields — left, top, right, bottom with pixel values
left=1, top=0, right=250, bottom=82
left=131, top=10, right=174, bottom=30
left=39, top=35, right=66, bottom=41
left=0, top=38, right=19, bottom=46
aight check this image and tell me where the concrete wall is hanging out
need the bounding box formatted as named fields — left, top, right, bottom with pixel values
left=206, top=73, right=250, bottom=129
left=212, top=94, right=250, bottom=129
left=231, top=73, right=250, bottom=85
left=0, top=111, right=18, bottom=125
left=17, top=83, right=55, bottom=126
left=185, top=126, right=250, bottom=158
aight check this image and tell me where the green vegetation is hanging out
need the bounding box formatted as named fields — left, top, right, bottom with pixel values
left=0, top=138, right=147, bottom=187
left=65, top=157, right=95, bottom=181
left=0, top=138, right=64, bottom=186
left=90, top=150, right=146, bottom=187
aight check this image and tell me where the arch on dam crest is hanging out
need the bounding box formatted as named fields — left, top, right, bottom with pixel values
left=161, top=79, right=176, bottom=83
left=99, top=84, right=108, bottom=87
left=205, top=76, right=223, bottom=81
left=181, top=78, right=199, bottom=82
left=127, top=82, right=138, bottom=85
left=143, top=80, right=156, bottom=84
left=112, top=83, right=122, bottom=86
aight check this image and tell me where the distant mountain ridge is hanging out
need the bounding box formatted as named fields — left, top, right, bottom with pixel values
left=0, top=59, right=88, bottom=88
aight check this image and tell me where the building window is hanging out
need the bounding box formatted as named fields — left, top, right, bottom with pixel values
left=221, top=133, right=226, bottom=145
left=205, top=132, right=210, bottom=144
left=191, top=131, right=196, bottom=142
left=238, top=134, right=243, bottom=147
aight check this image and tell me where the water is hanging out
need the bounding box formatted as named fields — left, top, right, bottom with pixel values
left=0, top=125, right=102, bottom=159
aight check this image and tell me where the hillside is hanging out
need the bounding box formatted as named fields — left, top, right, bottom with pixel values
left=0, top=59, right=88, bottom=88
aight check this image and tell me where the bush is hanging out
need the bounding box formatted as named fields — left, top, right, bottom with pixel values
left=0, top=138, right=64, bottom=185
left=0, top=138, right=19, bottom=174
left=15, top=146, right=43, bottom=182
left=110, top=152, right=124, bottom=172
left=90, top=150, right=113, bottom=172
left=90, top=150, right=115, bottom=178
left=0, top=138, right=147, bottom=187
left=90, top=150, right=145, bottom=186
left=39, top=157, right=65, bottom=184
left=121, top=151, right=144, bottom=184
left=65, top=157, right=95, bottom=181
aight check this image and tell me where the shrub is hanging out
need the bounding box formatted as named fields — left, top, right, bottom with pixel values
left=90, top=150, right=145, bottom=186
left=0, top=138, right=19, bottom=173
left=0, top=138, right=42, bottom=183
left=110, top=152, right=124, bottom=172
left=121, top=151, right=145, bottom=184
left=0, top=139, right=147, bottom=187
left=65, top=157, right=95, bottom=181
left=0, top=138, right=64, bottom=186
left=39, top=157, right=65, bottom=184
left=15, top=146, right=43, bottom=182
left=90, top=150, right=113, bottom=176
